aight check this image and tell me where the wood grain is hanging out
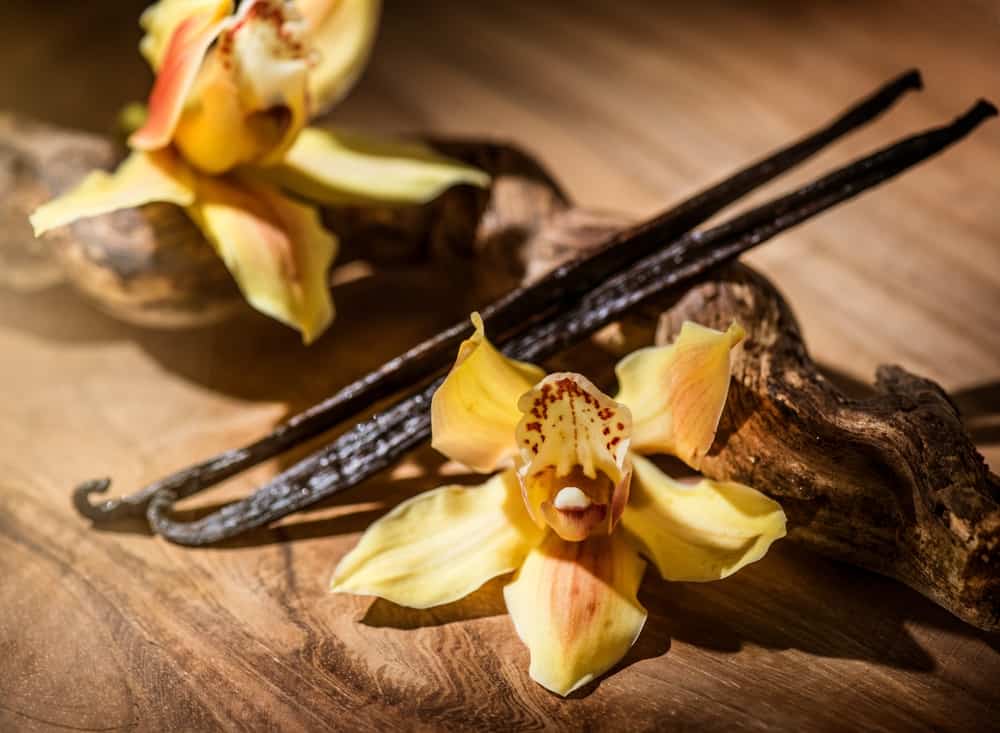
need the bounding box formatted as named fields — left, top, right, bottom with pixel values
left=1, top=1, right=999, bottom=730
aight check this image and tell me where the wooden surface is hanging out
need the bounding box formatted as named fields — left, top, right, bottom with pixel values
left=2, top=1, right=999, bottom=730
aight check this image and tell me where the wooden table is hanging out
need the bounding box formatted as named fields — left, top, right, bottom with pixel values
left=2, top=1, right=998, bottom=730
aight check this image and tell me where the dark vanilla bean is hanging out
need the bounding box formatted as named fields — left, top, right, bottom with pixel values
left=144, top=99, right=997, bottom=545
left=75, top=70, right=923, bottom=522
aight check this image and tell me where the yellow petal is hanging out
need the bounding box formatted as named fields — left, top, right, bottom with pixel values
left=431, top=313, right=545, bottom=473
left=297, top=0, right=381, bottom=112
left=187, top=174, right=336, bottom=343
left=130, top=4, right=231, bottom=152
left=621, top=454, right=785, bottom=582
left=30, top=150, right=195, bottom=235
left=614, top=321, right=745, bottom=468
left=331, top=471, right=543, bottom=608
left=515, top=373, right=632, bottom=539
left=170, top=0, right=311, bottom=173
left=138, top=0, right=234, bottom=70
left=260, top=127, right=490, bottom=206
left=503, top=532, right=647, bottom=696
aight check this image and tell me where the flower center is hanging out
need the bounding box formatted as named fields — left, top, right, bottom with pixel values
left=538, top=466, right=615, bottom=541
left=514, top=373, right=633, bottom=542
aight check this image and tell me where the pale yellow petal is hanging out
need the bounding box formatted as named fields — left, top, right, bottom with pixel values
left=30, top=150, right=195, bottom=235
left=621, top=454, right=785, bottom=582
left=614, top=321, right=745, bottom=468
left=297, top=0, right=381, bottom=112
left=431, top=313, right=545, bottom=473
left=170, top=0, right=311, bottom=173
left=138, top=0, right=233, bottom=69
left=260, top=127, right=490, bottom=206
left=187, top=175, right=336, bottom=343
left=503, top=532, right=647, bottom=696
left=331, top=471, right=543, bottom=608
left=514, top=373, right=633, bottom=540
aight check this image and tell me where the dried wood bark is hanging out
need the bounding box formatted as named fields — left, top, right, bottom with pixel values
left=623, top=267, right=1000, bottom=632
left=0, top=114, right=241, bottom=326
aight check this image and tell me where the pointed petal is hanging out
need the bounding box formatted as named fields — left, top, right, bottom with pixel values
left=621, top=454, right=785, bottom=582
left=187, top=175, right=336, bottom=343
left=130, top=5, right=231, bottom=151
left=504, top=532, right=647, bottom=696
left=138, top=0, right=234, bottom=70
left=30, top=151, right=195, bottom=235
left=260, top=127, right=490, bottom=206
left=515, top=373, right=632, bottom=539
left=431, top=313, right=545, bottom=473
left=614, top=321, right=745, bottom=468
left=297, top=0, right=381, bottom=112
left=170, top=0, right=312, bottom=173
left=331, top=471, right=543, bottom=608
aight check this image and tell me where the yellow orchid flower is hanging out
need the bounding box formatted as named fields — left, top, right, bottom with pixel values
left=30, top=0, right=489, bottom=343
left=331, top=314, right=787, bottom=696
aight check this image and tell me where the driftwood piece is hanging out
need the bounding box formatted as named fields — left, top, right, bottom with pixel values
left=466, top=144, right=1000, bottom=632
left=0, top=114, right=242, bottom=327
left=621, top=268, right=1000, bottom=632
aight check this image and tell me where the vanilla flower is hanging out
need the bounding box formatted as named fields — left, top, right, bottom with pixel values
left=31, top=0, right=488, bottom=342
left=332, top=314, right=786, bottom=695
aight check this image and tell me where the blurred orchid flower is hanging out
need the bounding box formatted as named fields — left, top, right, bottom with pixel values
left=331, top=315, right=786, bottom=695
left=31, top=0, right=489, bottom=342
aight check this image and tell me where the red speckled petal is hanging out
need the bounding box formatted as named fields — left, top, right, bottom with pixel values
left=515, top=373, right=632, bottom=537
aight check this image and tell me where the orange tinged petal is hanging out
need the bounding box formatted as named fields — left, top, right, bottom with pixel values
left=138, top=0, right=234, bottom=69
left=504, top=532, right=647, bottom=696
left=188, top=174, right=336, bottom=342
left=172, top=0, right=311, bottom=173
left=130, top=7, right=230, bottom=151
left=615, top=321, right=745, bottom=468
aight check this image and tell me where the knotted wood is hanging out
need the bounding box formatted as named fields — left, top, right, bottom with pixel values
left=622, top=267, right=1000, bottom=632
